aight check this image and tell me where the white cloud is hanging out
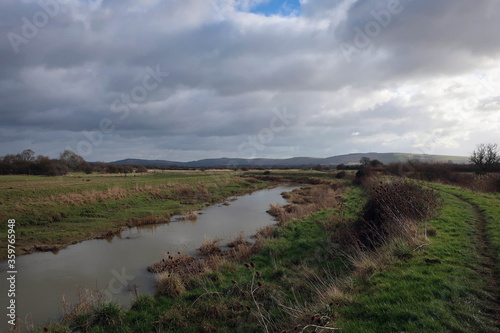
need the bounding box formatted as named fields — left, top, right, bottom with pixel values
left=0, top=0, right=499, bottom=161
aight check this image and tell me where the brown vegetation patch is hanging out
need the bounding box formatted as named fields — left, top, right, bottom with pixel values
left=177, top=212, right=198, bottom=221
left=148, top=233, right=266, bottom=281
left=172, top=184, right=194, bottom=197
left=96, top=226, right=125, bottom=239
left=148, top=252, right=198, bottom=276
left=127, top=214, right=170, bottom=227
left=157, top=272, right=186, bottom=298
left=30, top=244, right=64, bottom=253
left=199, top=236, right=222, bottom=256
left=268, top=185, right=340, bottom=225
left=353, top=179, right=440, bottom=248
left=227, top=232, right=252, bottom=248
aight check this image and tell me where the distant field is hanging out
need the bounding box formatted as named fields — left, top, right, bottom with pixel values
left=0, top=171, right=270, bottom=259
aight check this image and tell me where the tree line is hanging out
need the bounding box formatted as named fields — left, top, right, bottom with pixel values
left=0, top=149, right=91, bottom=176
left=0, top=149, right=143, bottom=176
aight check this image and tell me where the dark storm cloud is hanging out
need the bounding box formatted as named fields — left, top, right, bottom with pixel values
left=0, top=0, right=499, bottom=161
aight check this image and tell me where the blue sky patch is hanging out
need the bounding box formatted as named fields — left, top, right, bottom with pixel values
left=249, top=0, right=301, bottom=17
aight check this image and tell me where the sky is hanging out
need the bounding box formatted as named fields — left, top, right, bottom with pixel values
left=0, top=0, right=499, bottom=162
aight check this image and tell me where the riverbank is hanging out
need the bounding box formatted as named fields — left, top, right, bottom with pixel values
left=35, top=174, right=500, bottom=332
left=4, top=184, right=300, bottom=331
left=0, top=171, right=272, bottom=259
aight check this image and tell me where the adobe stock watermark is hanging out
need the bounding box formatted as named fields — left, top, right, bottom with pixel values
left=396, top=132, right=445, bottom=176
left=101, top=267, right=136, bottom=302
left=235, top=108, right=295, bottom=161
left=340, top=0, right=413, bottom=64
left=7, top=0, right=69, bottom=54
left=65, top=65, right=169, bottom=157
left=471, top=74, right=500, bottom=104
left=458, top=73, right=500, bottom=119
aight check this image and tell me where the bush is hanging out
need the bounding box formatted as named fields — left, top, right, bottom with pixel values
left=336, top=171, right=347, bottom=179
left=353, top=166, right=375, bottom=186
left=353, top=179, right=440, bottom=248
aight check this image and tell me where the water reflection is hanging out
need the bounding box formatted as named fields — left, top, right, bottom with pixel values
left=0, top=185, right=297, bottom=330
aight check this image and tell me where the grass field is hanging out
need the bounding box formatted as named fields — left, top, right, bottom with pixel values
left=5, top=170, right=500, bottom=332
left=336, top=189, right=499, bottom=332
left=0, top=171, right=271, bottom=259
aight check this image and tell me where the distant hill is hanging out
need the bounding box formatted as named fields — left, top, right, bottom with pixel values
left=112, top=153, right=470, bottom=168
left=111, top=158, right=181, bottom=166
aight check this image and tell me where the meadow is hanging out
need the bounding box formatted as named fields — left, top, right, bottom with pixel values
left=3, top=168, right=500, bottom=332
left=0, top=170, right=270, bottom=259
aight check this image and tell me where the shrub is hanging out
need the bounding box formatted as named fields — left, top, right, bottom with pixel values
left=353, top=179, right=440, bottom=247
left=335, top=171, right=347, bottom=179
left=353, top=166, right=375, bottom=186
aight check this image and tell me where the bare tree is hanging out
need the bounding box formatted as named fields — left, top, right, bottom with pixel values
left=470, top=143, right=500, bottom=174
left=360, top=157, right=371, bottom=166
left=21, top=149, right=35, bottom=161
left=59, top=150, right=86, bottom=171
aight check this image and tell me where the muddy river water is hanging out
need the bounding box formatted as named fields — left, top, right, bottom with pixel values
left=0, top=184, right=298, bottom=330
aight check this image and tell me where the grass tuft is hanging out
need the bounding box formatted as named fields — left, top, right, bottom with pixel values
left=156, top=272, right=186, bottom=298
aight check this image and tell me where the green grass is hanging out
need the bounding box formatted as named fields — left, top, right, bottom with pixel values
left=430, top=183, right=500, bottom=276
left=24, top=177, right=500, bottom=332
left=335, top=189, right=498, bottom=332
left=0, top=171, right=270, bottom=259
left=39, top=184, right=363, bottom=332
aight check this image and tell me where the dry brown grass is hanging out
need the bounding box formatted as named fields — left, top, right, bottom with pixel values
left=33, top=180, right=215, bottom=209
left=267, top=204, right=287, bottom=224
left=177, top=212, right=198, bottom=221
left=195, top=185, right=210, bottom=199
left=172, top=184, right=193, bottom=197
left=254, top=225, right=275, bottom=240
left=127, top=214, right=170, bottom=227
left=156, top=272, right=186, bottom=298
left=33, top=244, right=63, bottom=252
left=57, top=187, right=130, bottom=206
left=228, top=243, right=257, bottom=262
left=148, top=252, right=198, bottom=276
left=268, top=185, right=340, bottom=225
left=149, top=233, right=264, bottom=284
left=96, top=226, right=125, bottom=239
left=227, top=231, right=251, bottom=248
left=61, top=288, right=108, bottom=323
left=199, top=236, right=222, bottom=256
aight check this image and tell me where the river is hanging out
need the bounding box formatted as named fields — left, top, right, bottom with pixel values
left=0, top=184, right=297, bottom=330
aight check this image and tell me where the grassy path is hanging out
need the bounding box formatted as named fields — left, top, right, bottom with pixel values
left=434, top=186, right=500, bottom=328
left=336, top=187, right=499, bottom=332
left=469, top=200, right=500, bottom=328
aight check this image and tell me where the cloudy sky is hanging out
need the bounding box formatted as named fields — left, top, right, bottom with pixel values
left=0, top=0, right=499, bottom=162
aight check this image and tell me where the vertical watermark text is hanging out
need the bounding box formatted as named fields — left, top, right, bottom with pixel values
left=6, top=219, right=17, bottom=327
